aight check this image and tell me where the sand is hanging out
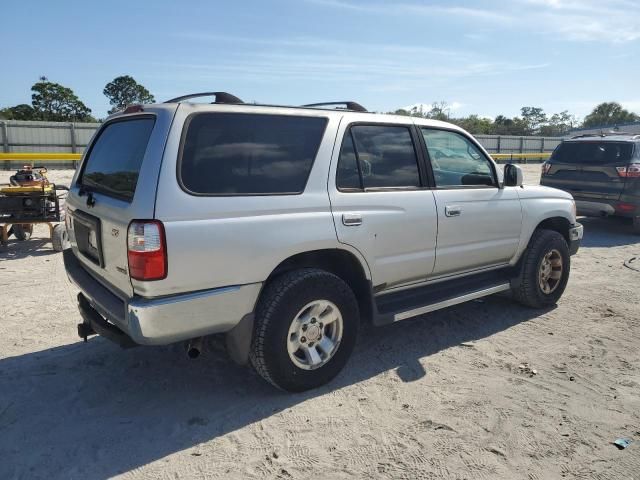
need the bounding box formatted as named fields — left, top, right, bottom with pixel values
left=1, top=166, right=639, bottom=479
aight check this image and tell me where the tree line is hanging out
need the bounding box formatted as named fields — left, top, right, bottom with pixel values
left=0, top=76, right=154, bottom=122
left=391, top=101, right=639, bottom=136
left=1, top=77, right=638, bottom=136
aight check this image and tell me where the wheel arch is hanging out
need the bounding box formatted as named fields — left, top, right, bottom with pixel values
left=266, top=248, right=374, bottom=324
left=535, top=216, right=572, bottom=244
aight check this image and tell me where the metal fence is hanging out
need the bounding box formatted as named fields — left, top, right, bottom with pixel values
left=0, top=120, right=99, bottom=168
left=0, top=120, right=561, bottom=169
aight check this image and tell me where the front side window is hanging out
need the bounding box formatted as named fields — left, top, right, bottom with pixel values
left=336, top=125, right=421, bottom=190
left=180, top=113, right=327, bottom=195
left=421, top=128, right=496, bottom=188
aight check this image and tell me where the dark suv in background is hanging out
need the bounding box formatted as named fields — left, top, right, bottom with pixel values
left=541, top=133, right=640, bottom=234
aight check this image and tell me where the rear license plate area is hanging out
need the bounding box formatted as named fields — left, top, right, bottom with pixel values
left=72, top=210, right=104, bottom=267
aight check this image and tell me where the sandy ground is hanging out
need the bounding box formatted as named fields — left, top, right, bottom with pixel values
left=1, top=167, right=639, bottom=480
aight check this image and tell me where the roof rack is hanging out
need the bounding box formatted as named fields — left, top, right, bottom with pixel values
left=164, top=92, right=244, bottom=104
left=570, top=131, right=633, bottom=139
left=302, top=101, right=367, bottom=112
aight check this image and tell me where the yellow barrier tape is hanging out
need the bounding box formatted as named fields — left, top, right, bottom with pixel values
left=492, top=152, right=551, bottom=159
left=0, top=153, right=82, bottom=161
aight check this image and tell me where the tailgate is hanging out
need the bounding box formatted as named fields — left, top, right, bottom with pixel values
left=66, top=107, right=176, bottom=297
left=543, top=141, right=633, bottom=200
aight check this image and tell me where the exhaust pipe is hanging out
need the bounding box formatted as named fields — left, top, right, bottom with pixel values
left=186, top=337, right=204, bottom=359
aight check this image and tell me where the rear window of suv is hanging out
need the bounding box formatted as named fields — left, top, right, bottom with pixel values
left=179, top=113, right=327, bottom=195
left=552, top=141, right=634, bottom=165
left=80, top=117, right=155, bottom=202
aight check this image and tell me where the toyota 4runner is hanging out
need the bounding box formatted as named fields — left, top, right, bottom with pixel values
left=64, top=93, right=583, bottom=392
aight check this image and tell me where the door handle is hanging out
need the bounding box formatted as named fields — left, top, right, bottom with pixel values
left=445, top=205, right=462, bottom=217
left=342, top=213, right=362, bottom=226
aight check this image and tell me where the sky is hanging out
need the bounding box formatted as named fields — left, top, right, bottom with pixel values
left=2, top=0, right=639, bottom=120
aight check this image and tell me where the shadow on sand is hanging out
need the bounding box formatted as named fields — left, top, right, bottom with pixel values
left=0, top=237, right=58, bottom=260
left=578, top=216, right=639, bottom=248
left=0, top=295, right=552, bottom=479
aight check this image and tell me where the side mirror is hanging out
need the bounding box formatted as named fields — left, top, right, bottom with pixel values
left=504, top=163, right=523, bottom=187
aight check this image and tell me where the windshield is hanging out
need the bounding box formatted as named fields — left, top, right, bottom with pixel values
left=80, top=117, right=155, bottom=201
left=552, top=141, right=634, bottom=165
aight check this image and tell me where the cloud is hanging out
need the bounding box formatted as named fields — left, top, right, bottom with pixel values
left=308, top=0, right=640, bottom=43
left=305, top=0, right=512, bottom=22
left=517, top=0, right=640, bottom=42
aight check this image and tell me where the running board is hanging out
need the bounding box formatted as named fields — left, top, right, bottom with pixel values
left=393, top=283, right=510, bottom=322
left=371, top=268, right=515, bottom=326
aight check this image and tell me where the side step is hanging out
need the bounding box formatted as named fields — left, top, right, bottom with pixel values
left=373, top=269, right=513, bottom=325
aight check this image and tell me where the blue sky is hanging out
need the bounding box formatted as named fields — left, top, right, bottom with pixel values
left=3, top=0, right=639, bottom=120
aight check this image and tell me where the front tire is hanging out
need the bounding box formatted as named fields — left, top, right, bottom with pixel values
left=513, top=229, right=570, bottom=308
left=52, top=224, right=70, bottom=251
left=250, top=268, right=359, bottom=392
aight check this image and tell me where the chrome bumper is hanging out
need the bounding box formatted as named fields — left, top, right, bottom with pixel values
left=63, top=249, right=262, bottom=345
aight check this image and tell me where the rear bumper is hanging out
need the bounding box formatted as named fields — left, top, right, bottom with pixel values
left=574, top=197, right=638, bottom=218
left=569, top=223, right=583, bottom=256
left=64, top=249, right=262, bottom=346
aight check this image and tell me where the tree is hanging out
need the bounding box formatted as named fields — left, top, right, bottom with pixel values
left=103, top=75, right=154, bottom=114
left=452, top=115, right=494, bottom=134
left=539, top=110, right=578, bottom=136
left=31, top=77, right=94, bottom=122
left=426, top=101, right=450, bottom=121
left=493, top=115, right=528, bottom=136
left=582, top=102, right=639, bottom=128
left=520, top=107, right=547, bottom=135
left=0, top=104, right=36, bottom=120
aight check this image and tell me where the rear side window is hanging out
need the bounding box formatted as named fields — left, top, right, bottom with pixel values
left=552, top=142, right=634, bottom=165
left=337, top=125, right=421, bottom=190
left=179, top=113, right=327, bottom=195
left=80, top=117, right=155, bottom=201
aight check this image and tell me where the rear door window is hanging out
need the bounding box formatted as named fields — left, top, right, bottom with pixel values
left=80, top=117, right=155, bottom=201
left=552, top=142, right=634, bottom=165
left=179, top=113, right=327, bottom=195
left=336, top=125, right=421, bottom=190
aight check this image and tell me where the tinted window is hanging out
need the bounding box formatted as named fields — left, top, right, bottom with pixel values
left=422, top=128, right=495, bottom=188
left=80, top=118, right=154, bottom=201
left=180, top=113, right=327, bottom=195
left=552, top=142, right=633, bottom=165
left=336, top=133, right=361, bottom=190
left=349, top=125, right=420, bottom=188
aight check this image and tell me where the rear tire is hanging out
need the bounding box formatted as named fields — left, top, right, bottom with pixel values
left=52, top=224, right=70, bottom=252
left=513, top=229, right=570, bottom=308
left=250, top=268, right=359, bottom=392
left=12, top=224, right=32, bottom=241
left=633, top=217, right=640, bottom=235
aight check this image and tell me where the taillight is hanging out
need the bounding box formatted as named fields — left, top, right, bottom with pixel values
left=127, top=220, right=167, bottom=281
left=616, top=164, right=640, bottom=178
left=616, top=202, right=637, bottom=213
left=541, top=162, right=552, bottom=175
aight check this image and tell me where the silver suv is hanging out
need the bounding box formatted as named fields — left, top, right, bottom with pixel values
left=64, top=93, right=583, bottom=391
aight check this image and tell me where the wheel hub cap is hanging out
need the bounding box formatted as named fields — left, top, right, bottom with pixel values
left=539, top=249, right=563, bottom=294
left=287, top=300, right=343, bottom=370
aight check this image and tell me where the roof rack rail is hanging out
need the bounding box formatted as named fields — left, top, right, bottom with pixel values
left=302, top=101, right=367, bottom=112
left=164, top=92, right=244, bottom=104
left=570, top=131, right=633, bottom=139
